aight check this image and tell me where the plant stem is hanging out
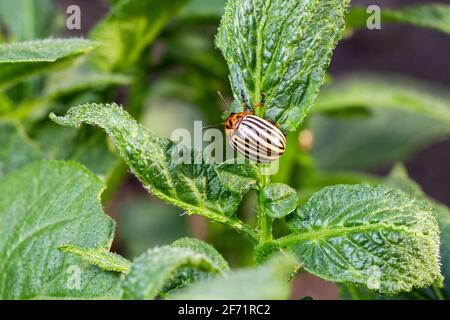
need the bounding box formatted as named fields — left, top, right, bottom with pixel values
left=257, top=167, right=272, bottom=243
left=432, top=284, right=445, bottom=300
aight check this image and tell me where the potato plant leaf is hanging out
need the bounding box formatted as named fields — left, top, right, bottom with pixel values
left=311, top=109, right=450, bottom=171
left=273, top=185, right=442, bottom=294
left=172, top=238, right=230, bottom=272
left=216, top=0, right=350, bottom=132
left=340, top=165, right=450, bottom=299
left=0, top=0, right=58, bottom=41
left=346, top=4, right=450, bottom=36
left=215, top=159, right=261, bottom=194
left=179, top=0, right=227, bottom=21
left=44, top=72, right=131, bottom=102
left=170, top=254, right=297, bottom=300
left=90, top=0, right=189, bottom=71
left=58, top=245, right=132, bottom=274
left=0, top=161, right=121, bottom=299
left=262, top=183, right=297, bottom=219
left=385, top=165, right=450, bottom=295
left=50, top=103, right=257, bottom=241
left=0, top=39, right=97, bottom=90
left=311, top=74, right=450, bottom=171
left=0, top=121, right=42, bottom=177
left=315, top=74, right=450, bottom=126
left=121, top=245, right=224, bottom=299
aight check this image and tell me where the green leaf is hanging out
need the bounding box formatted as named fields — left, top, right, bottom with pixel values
left=121, top=245, right=224, bottom=299
left=31, top=123, right=118, bottom=178
left=385, top=165, right=450, bottom=296
left=274, top=185, right=442, bottom=294
left=216, top=0, right=350, bottom=132
left=50, top=103, right=257, bottom=242
left=0, top=121, right=42, bottom=177
left=311, top=109, right=450, bottom=171
left=90, top=0, right=189, bottom=71
left=0, top=0, right=58, bottom=41
left=315, top=74, right=450, bottom=126
left=262, top=183, right=297, bottom=219
left=58, top=245, right=132, bottom=274
left=346, top=4, right=450, bottom=36
left=0, top=39, right=98, bottom=90
left=162, top=238, right=231, bottom=295
left=215, top=159, right=261, bottom=194
left=44, top=72, right=131, bottom=101
left=384, top=165, right=424, bottom=199
left=170, top=254, right=297, bottom=300
left=172, top=238, right=230, bottom=272
left=311, top=74, right=450, bottom=170
left=340, top=165, right=450, bottom=300
left=0, top=92, right=13, bottom=114
left=0, top=161, right=121, bottom=299
left=179, top=0, right=227, bottom=21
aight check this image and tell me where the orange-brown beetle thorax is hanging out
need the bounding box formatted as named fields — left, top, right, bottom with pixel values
left=225, top=111, right=251, bottom=135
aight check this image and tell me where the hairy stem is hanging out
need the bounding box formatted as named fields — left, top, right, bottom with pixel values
left=432, top=284, right=445, bottom=300
left=257, top=168, right=272, bottom=243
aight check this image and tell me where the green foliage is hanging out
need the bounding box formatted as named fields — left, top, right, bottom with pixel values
left=172, top=238, right=230, bottom=272
left=274, top=185, right=442, bottom=294
left=180, top=0, right=227, bottom=21
left=0, top=0, right=448, bottom=301
left=312, top=74, right=450, bottom=170
left=90, top=0, right=189, bottom=71
left=311, top=109, right=450, bottom=171
left=0, top=39, right=97, bottom=90
left=0, top=161, right=120, bottom=299
left=262, top=183, right=297, bottom=219
left=340, top=165, right=450, bottom=299
left=315, top=74, right=450, bottom=126
left=0, top=121, right=42, bottom=177
left=43, top=72, right=131, bottom=104
left=170, top=254, right=297, bottom=299
left=121, top=243, right=226, bottom=299
left=0, top=0, right=58, bottom=41
left=346, top=4, right=450, bottom=36
left=216, top=0, right=350, bottom=132
left=3, top=72, right=130, bottom=121
left=58, top=245, right=132, bottom=274
left=50, top=103, right=257, bottom=241
left=30, top=124, right=118, bottom=178
left=385, top=165, right=450, bottom=298
left=215, top=159, right=261, bottom=194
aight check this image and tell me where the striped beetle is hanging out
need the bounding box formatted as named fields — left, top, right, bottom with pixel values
left=225, top=111, right=286, bottom=164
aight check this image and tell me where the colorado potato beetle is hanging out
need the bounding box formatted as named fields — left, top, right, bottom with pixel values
left=225, top=111, right=286, bottom=164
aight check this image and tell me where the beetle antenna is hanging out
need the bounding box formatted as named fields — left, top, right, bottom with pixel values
left=202, top=123, right=222, bottom=130
left=217, top=91, right=229, bottom=109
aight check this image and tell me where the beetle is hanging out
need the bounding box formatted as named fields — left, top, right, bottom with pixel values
left=224, top=111, right=286, bottom=164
